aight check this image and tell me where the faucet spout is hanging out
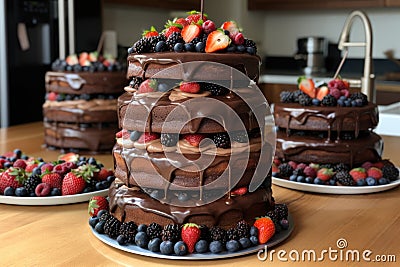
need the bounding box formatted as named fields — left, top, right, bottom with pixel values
left=338, top=10, right=375, bottom=103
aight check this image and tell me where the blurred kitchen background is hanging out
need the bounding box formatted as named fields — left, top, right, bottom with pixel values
left=1, top=0, right=400, bottom=128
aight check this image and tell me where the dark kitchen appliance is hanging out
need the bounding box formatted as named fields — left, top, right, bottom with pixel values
left=4, top=0, right=102, bottom=126
left=294, top=36, right=327, bottom=75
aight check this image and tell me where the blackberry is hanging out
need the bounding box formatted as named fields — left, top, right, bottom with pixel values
left=212, top=133, right=231, bottom=149
left=333, top=163, right=350, bottom=172
left=350, top=92, right=368, bottom=106
left=278, top=163, right=294, bottom=177
left=104, top=216, right=122, bottom=238
left=146, top=222, right=163, bottom=239
left=226, top=228, right=240, bottom=241
left=130, top=77, right=143, bottom=89
left=160, top=133, right=179, bottom=147
left=382, top=164, right=399, bottom=181
left=298, top=93, right=312, bottom=106
left=274, top=204, right=289, bottom=220
left=292, top=90, right=305, bottom=103
left=161, top=224, right=181, bottom=242
left=98, top=210, right=111, bottom=222
left=210, top=226, right=227, bottom=244
left=24, top=175, right=41, bottom=195
left=321, top=94, right=337, bottom=106
left=280, top=91, right=294, bottom=103
left=199, top=224, right=211, bottom=242
left=201, top=82, right=229, bottom=96
left=190, top=37, right=202, bottom=45
left=133, top=38, right=150, bottom=53
left=236, top=220, right=250, bottom=239
left=149, top=35, right=166, bottom=52
left=119, top=221, right=138, bottom=243
left=244, top=38, right=257, bottom=52
left=335, top=170, right=355, bottom=186
left=266, top=210, right=279, bottom=224
left=166, top=32, right=183, bottom=50
left=231, top=131, right=249, bottom=143
left=292, top=168, right=305, bottom=177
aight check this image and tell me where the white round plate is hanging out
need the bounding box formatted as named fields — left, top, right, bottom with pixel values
left=91, top=214, right=294, bottom=260
left=0, top=189, right=108, bottom=206
left=272, top=177, right=400, bottom=194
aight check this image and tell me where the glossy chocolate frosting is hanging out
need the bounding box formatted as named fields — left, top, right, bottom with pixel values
left=127, top=52, right=261, bottom=82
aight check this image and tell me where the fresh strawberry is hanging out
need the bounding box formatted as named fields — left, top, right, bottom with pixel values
left=13, top=159, right=27, bottom=169
left=202, top=20, right=216, bottom=34
left=88, top=51, right=98, bottom=62
left=183, top=134, right=206, bottom=147
left=231, top=186, right=248, bottom=196
left=181, top=24, right=202, bottom=43
left=42, top=173, right=62, bottom=189
left=40, top=163, right=54, bottom=173
left=94, top=168, right=113, bottom=181
left=185, top=10, right=207, bottom=24
left=298, top=77, right=316, bottom=98
left=88, top=196, right=109, bottom=217
left=66, top=54, right=78, bottom=65
left=47, top=92, right=58, bottom=101
left=25, top=163, right=38, bottom=173
left=205, top=30, right=231, bottom=53
left=221, top=21, right=240, bottom=38
left=163, top=20, right=182, bottom=38
left=59, top=152, right=79, bottom=162
left=174, top=17, right=189, bottom=28
left=181, top=223, right=201, bottom=253
left=271, top=163, right=279, bottom=173
left=233, top=32, right=244, bottom=45
left=303, top=166, right=317, bottom=178
left=316, top=168, right=334, bottom=181
left=316, top=85, right=329, bottom=101
left=0, top=167, right=26, bottom=194
left=79, top=52, right=89, bottom=66
left=366, top=167, right=383, bottom=179
left=138, top=79, right=158, bottom=93
left=349, top=167, right=367, bottom=181
left=253, top=217, right=275, bottom=244
left=137, top=132, right=160, bottom=144
left=180, top=82, right=201, bottom=94
left=62, top=172, right=86, bottom=195
left=142, top=26, right=158, bottom=38
left=273, top=157, right=281, bottom=166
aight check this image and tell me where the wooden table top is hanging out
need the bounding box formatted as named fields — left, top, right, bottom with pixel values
left=0, top=122, right=399, bottom=266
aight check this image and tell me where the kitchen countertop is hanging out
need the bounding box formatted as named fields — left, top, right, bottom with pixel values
left=1, top=122, right=399, bottom=266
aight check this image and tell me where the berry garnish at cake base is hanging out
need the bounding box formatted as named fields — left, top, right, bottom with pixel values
left=0, top=149, right=115, bottom=199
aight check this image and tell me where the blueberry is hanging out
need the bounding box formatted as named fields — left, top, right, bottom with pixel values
left=95, top=182, right=105, bottom=191
left=378, top=177, right=390, bottom=185
left=174, top=241, right=188, bottom=256
left=88, top=157, right=97, bottom=165
left=173, top=43, right=184, bottom=53
left=184, top=43, right=195, bottom=52
left=344, top=100, right=352, bottom=107
left=195, top=42, right=205, bottom=52
left=280, top=219, right=290, bottom=230
left=289, top=175, right=297, bottom=181
left=195, top=240, right=208, bottom=253
left=296, top=176, right=306, bottom=183
left=305, top=177, right=314, bottom=183
left=157, top=83, right=170, bottom=92
left=239, top=237, right=252, bottom=249
left=9, top=156, right=17, bottom=162
left=314, top=178, right=324, bottom=185
left=89, top=216, right=99, bottom=228
left=21, top=155, right=29, bottom=160
left=15, top=187, right=28, bottom=197
left=127, top=46, right=135, bottom=54
left=155, top=41, right=167, bottom=52
left=209, top=240, right=223, bottom=254
left=94, top=221, right=105, bottom=234
left=73, top=64, right=82, bottom=72
left=337, top=99, right=345, bottom=107
left=236, top=45, right=245, bottom=52
left=51, top=188, right=61, bottom=196
left=366, top=177, right=377, bottom=186
left=356, top=178, right=367, bottom=186
left=312, top=98, right=321, bottom=106
left=160, top=240, right=174, bottom=255
left=223, top=30, right=230, bottom=36
left=117, top=234, right=128, bottom=245
left=29, top=192, right=36, bottom=197
left=135, top=232, right=149, bottom=248
left=79, top=156, right=86, bottom=162
left=246, top=47, right=256, bottom=55
left=227, top=45, right=236, bottom=52
left=226, top=240, right=240, bottom=252
left=4, top=162, right=12, bottom=168
left=106, top=175, right=116, bottom=183
left=272, top=172, right=280, bottom=178
left=130, top=131, right=141, bottom=141
left=4, top=186, right=15, bottom=196
left=13, top=149, right=22, bottom=158
left=101, top=180, right=110, bottom=188
left=250, top=236, right=259, bottom=245
left=137, top=224, right=147, bottom=232
left=249, top=226, right=258, bottom=237
left=355, top=99, right=363, bottom=107
left=339, top=95, right=347, bottom=100
left=351, top=100, right=357, bottom=107
left=148, top=237, right=161, bottom=252
left=329, top=178, right=337, bottom=186
left=96, top=209, right=108, bottom=219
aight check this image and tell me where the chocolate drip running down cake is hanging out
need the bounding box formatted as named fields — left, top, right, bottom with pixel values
left=43, top=53, right=127, bottom=153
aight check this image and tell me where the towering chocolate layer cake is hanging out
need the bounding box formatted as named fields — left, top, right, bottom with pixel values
left=43, top=54, right=127, bottom=153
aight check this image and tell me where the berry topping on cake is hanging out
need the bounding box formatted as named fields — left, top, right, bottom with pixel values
left=316, top=85, right=329, bottom=100
left=185, top=10, right=207, bottom=24
left=298, top=77, right=316, bottom=98
left=88, top=196, right=109, bottom=217
left=143, top=26, right=159, bottom=38
left=212, top=132, right=231, bottom=148
left=181, top=223, right=201, bottom=253
left=163, top=21, right=182, bottom=38
left=137, top=132, right=160, bottom=144
left=183, top=134, right=206, bottom=147
left=202, top=20, right=216, bottom=34
left=160, top=133, right=179, bottom=147
left=138, top=79, right=158, bottom=93
left=205, top=30, right=231, bottom=53
left=253, top=217, right=275, bottom=244
left=179, top=81, right=201, bottom=94
left=181, top=24, right=202, bottom=43
left=221, top=21, right=240, bottom=38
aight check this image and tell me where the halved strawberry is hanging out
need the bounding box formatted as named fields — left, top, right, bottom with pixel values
left=231, top=186, right=248, bottom=196
left=186, top=10, right=207, bottom=24
left=79, top=52, right=89, bottom=66
left=183, top=134, right=206, bottom=147
left=205, top=30, right=231, bottom=53
left=59, top=152, right=78, bottom=163
left=180, top=82, right=200, bottom=94
left=181, top=24, right=202, bottom=43
left=66, top=54, right=78, bottom=65
left=298, top=77, right=316, bottom=98
left=137, top=132, right=160, bottom=143
left=221, top=20, right=240, bottom=38
left=142, top=26, right=158, bottom=38
left=316, top=86, right=329, bottom=101
left=138, top=79, right=158, bottom=93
